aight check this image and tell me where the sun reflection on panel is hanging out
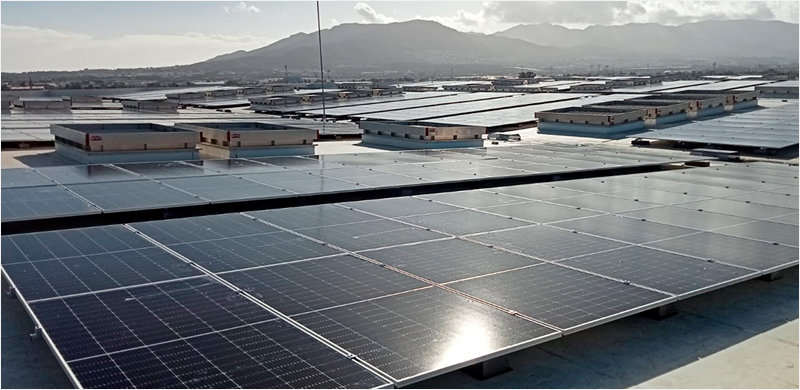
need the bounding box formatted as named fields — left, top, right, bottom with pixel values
left=436, top=317, right=494, bottom=367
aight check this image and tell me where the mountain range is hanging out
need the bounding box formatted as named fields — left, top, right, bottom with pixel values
left=186, top=19, right=798, bottom=74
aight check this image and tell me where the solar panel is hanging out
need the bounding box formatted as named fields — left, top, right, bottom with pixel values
left=362, top=238, right=541, bottom=283
left=605, top=188, right=710, bottom=205
left=131, top=213, right=281, bottom=245
left=294, top=287, right=558, bottom=384
left=447, top=263, right=671, bottom=331
left=219, top=255, right=428, bottom=315
left=469, top=225, right=628, bottom=261
left=478, top=200, right=601, bottom=223
left=65, top=180, right=208, bottom=212
left=31, top=280, right=388, bottom=389
left=1, top=168, right=55, bottom=188
left=559, top=246, right=755, bottom=295
left=31, top=277, right=275, bottom=360
left=766, top=213, right=799, bottom=226
left=294, top=219, right=449, bottom=252
left=548, top=194, right=659, bottom=213
left=723, top=192, right=799, bottom=210
left=419, top=190, right=528, bottom=208
left=2, top=225, right=202, bottom=300
left=347, top=174, right=426, bottom=187
left=675, top=198, right=797, bottom=220
left=396, top=209, right=531, bottom=236
left=34, top=165, right=142, bottom=185
left=619, top=206, right=753, bottom=231
left=114, top=161, right=224, bottom=179
left=551, top=214, right=698, bottom=244
left=492, top=183, right=586, bottom=200
left=158, top=175, right=291, bottom=202
left=339, top=197, right=461, bottom=218
left=551, top=179, right=638, bottom=194
left=185, top=158, right=291, bottom=174
left=644, top=232, right=799, bottom=271
left=712, top=220, right=799, bottom=247
left=1, top=185, right=99, bottom=222
left=250, top=204, right=382, bottom=230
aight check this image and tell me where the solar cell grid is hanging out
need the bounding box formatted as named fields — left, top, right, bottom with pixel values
left=724, top=192, right=799, bottom=210
left=30, top=277, right=275, bottom=361
left=712, top=220, right=799, bottom=247
left=548, top=193, right=660, bottom=213
left=419, top=190, right=528, bottom=208
left=766, top=213, right=799, bottom=226
left=131, top=214, right=281, bottom=245
left=113, top=162, right=222, bottom=179
left=492, top=183, right=587, bottom=200
left=560, top=246, right=755, bottom=296
left=447, top=263, right=671, bottom=331
left=185, top=158, right=290, bottom=174
left=619, top=206, right=752, bottom=231
left=478, top=200, right=601, bottom=223
left=644, top=232, right=799, bottom=271
left=605, top=188, right=710, bottom=205
left=294, top=287, right=557, bottom=384
left=294, top=219, right=449, bottom=252
left=551, top=179, right=638, bottom=194
left=346, top=174, right=426, bottom=187
left=361, top=238, right=542, bottom=283
left=339, top=197, right=461, bottom=218
left=396, top=209, right=531, bottom=236
left=2, top=225, right=153, bottom=263
left=409, top=170, right=484, bottom=182
left=66, top=180, right=208, bottom=212
left=220, top=255, right=428, bottom=315
left=250, top=204, right=381, bottom=230
left=164, top=231, right=344, bottom=272
left=1, top=168, right=55, bottom=188
left=274, top=177, right=366, bottom=194
left=158, top=175, right=290, bottom=202
left=469, top=225, right=628, bottom=261
left=1, top=185, right=99, bottom=222
left=2, top=247, right=201, bottom=301
left=35, top=165, right=142, bottom=185
left=675, top=198, right=797, bottom=220
left=551, top=214, right=698, bottom=244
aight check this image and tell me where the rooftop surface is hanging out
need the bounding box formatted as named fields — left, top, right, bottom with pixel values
left=1, top=94, right=798, bottom=389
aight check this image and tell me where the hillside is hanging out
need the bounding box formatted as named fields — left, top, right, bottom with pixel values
left=495, top=19, right=799, bottom=59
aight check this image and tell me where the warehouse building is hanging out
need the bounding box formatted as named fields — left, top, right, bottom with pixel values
left=50, top=123, right=200, bottom=163
left=121, top=100, right=180, bottom=110
left=587, top=99, right=690, bottom=126
left=360, top=120, right=485, bottom=148
left=755, top=80, right=799, bottom=98
left=174, top=122, right=317, bottom=158
left=536, top=106, right=647, bottom=136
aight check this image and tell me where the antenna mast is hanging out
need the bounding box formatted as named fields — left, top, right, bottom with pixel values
left=316, top=1, right=326, bottom=127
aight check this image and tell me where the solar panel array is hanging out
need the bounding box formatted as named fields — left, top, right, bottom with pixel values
left=632, top=102, right=799, bottom=149
left=427, top=94, right=649, bottom=129
left=1, top=145, right=690, bottom=223
left=657, top=79, right=774, bottom=93
left=357, top=93, right=581, bottom=121
left=299, top=93, right=516, bottom=117
left=265, top=91, right=459, bottom=114
left=3, top=158, right=797, bottom=388
left=1, top=110, right=360, bottom=142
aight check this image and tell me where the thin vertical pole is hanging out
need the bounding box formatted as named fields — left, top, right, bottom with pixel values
left=316, top=1, right=326, bottom=128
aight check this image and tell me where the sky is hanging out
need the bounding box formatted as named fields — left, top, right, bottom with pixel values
left=2, top=1, right=798, bottom=72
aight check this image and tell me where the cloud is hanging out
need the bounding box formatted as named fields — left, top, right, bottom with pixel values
left=483, top=1, right=799, bottom=26
left=417, top=9, right=487, bottom=31
left=1, top=24, right=273, bottom=72
left=354, top=2, right=397, bottom=24
left=222, top=2, right=263, bottom=14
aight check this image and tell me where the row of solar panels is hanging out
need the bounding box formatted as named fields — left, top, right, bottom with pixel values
left=633, top=102, right=799, bottom=149
left=1, top=145, right=688, bottom=223
left=2, top=161, right=797, bottom=388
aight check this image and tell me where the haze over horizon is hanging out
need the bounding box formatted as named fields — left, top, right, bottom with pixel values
left=2, top=1, right=799, bottom=72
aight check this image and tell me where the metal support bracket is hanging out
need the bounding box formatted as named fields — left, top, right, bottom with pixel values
left=758, top=270, right=785, bottom=282
left=461, top=356, right=511, bottom=380
left=7, top=286, right=16, bottom=299
left=644, top=302, right=677, bottom=320
left=30, top=326, right=41, bottom=340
